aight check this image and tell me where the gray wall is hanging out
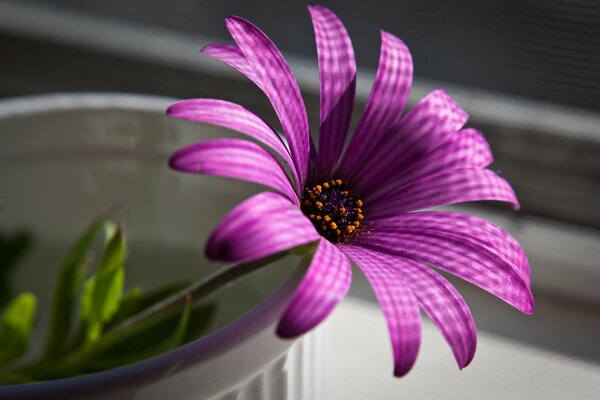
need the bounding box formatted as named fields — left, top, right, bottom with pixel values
left=13, top=0, right=600, bottom=111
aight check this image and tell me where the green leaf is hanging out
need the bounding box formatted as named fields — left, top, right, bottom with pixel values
left=182, top=303, right=216, bottom=344
left=79, top=276, right=95, bottom=324
left=73, top=301, right=212, bottom=372
left=102, top=222, right=117, bottom=244
left=98, top=267, right=125, bottom=323
left=73, top=275, right=96, bottom=346
left=107, top=286, right=143, bottom=326
left=82, top=228, right=127, bottom=343
left=0, top=232, right=32, bottom=307
left=105, top=282, right=190, bottom=329
left=11, top=302, right=214, bottom=381
left=159, top=297, right=192, bottom=351
left=45, top=217, right=116, bottom=358
left=0, top=292, right=37, bottom=367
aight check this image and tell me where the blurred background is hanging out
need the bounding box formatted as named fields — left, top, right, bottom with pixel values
left=0, top=0, right=599, bottom=398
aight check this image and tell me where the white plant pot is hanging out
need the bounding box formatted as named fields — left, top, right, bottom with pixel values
left=0, top=93, right=325, bottom=400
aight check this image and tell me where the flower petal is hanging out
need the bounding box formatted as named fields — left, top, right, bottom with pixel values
left=308, top=5, right=356, bottom=179
left=352, top=89, right=469, bottom=195
left=389, top=254, right=477, bottom=369
left=201, top=43, right=259, bottom=83
left=169, top=138, right=298, bottom=203
left=225, top=16, right=311, bottom=187
left=374, top=212, right=530, bottom=286
left=364, top=128, right=491, bottom=200
left=341, top=245, right=421, bottom=377
left=206, top=192, right=319, bottom=263
left=358, top=229, right=534, bottom=314
left=277, top=238, right=351, bottom=338
left=167, top=99, right=297, bottom=181
left=368, top=168, right=519, bottom=216
left=338, top=30, right=413, bottom=179
left=394, top=128, right=492, bottom=183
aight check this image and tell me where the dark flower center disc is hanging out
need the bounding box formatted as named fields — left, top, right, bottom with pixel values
left=301, top=179, right=364, bottom=243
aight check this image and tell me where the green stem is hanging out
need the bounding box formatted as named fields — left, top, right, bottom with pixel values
left=112, top=250, right=289, bottom=332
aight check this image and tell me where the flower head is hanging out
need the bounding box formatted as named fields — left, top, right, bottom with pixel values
left=168, top=5, right=533, bottom=376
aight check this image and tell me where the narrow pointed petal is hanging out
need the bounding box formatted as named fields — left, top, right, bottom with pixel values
left=226, top=16, right=311, bottom=187
left=170, top=139, right=298, bottom=203
left=388, top=254, right=477, bottom=369
left=393, top=128, right=492, bottom=184
left=167, top=99, right=297, bottom=178
left=201, top=43, right=259, bottom=83
left=206, top=192, right=319, bottom=263
left=277, top=239, right=351, bottom=338
left=309, top=5, right=356, bottom=178
left=338, top=31, right=413, bottom=178
left=365, top=128, right=491, bottom=200
left=359, top=229, right=534, bottom=314
left=353, top=89, right=469, bottom=195
left=341, top=245, right=421, bottom=377
left=368, top=168, right=519, bottom=216
left=374, top=212, right=530, bottom=286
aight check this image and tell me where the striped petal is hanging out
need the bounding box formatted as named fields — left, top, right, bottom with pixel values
left=338, top=31, right=413, bottom=179
left=341, top=245, right=421, bottom=377
left=374, top=212, right=530, bottom=286
left=387, top=254, right=477, bottom=369
left=366, top=128, right=491, bottom=201
left=369, top=168, right=519, bottom=217
left=277, top=239, right=351, bottom=338
left=201, top=43, right=259, bottom=83
left=225, top=16, right=311, bottom=187
left=395, top=128, right=492, bottom=183
left=169, top=138, right=298, bottom=203
left=309, top=5, right=356, bottom=179
left=167, top=99, right=298, bottom=185
left=206, top=192, right=319, bottom=263
left=359, top=229, right=534, bottom=314
left=354, top=89, right=469, bottom=195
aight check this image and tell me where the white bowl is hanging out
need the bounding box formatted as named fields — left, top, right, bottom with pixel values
left=0, top=93, right=325, bottom=400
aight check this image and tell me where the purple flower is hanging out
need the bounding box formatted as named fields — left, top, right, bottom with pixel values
left=168, top=5, right=533, bottom=376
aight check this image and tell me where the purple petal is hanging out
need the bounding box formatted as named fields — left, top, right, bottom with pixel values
left=169, top=138, right=298, bottom=203
left=357, top=228, right=534, bottom=314
left=352, top=89, right=469, bottom=195
left=206, top=192, right=319, bottom=263
left=394, top=128, right=493, bottom=184
left=225, top=16, right=311, bottom=187
left=308, top=5, right=356, bottom=179
left=201, top=43, right=259, bottom=83
left=375, top=212, right=531, bottom=286
left=365, top=128, right=491, bottom=200
left=341, top=245, right=421, bottom=377
left=338, top=30, right=413, bottom=179
left=201, top=42, right=310, bottom=188
left=167, top=99, right=299, bottom=186
left=277, top=239, right=351, bottom=338
left=388, top=254, right=477, bottom=369
left=368, top=168, right=519, bottom=217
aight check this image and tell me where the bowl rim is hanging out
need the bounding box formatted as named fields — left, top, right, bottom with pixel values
left=0, top=93, right=302, bottom=396
left=0, top=92, right=173, bottom=119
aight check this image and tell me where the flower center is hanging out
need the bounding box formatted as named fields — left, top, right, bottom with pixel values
left=301, top=179, right=364, bottom=243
